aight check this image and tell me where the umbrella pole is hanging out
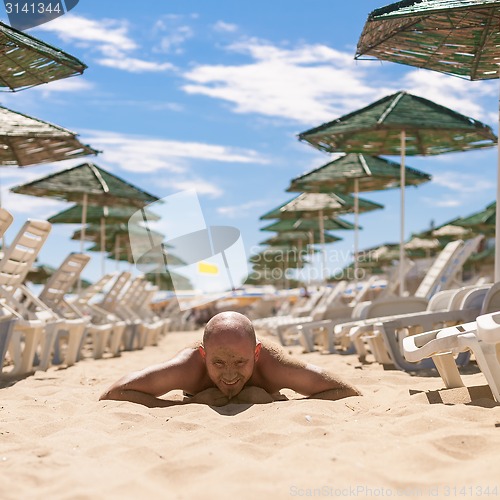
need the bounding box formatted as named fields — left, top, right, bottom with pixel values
left=308, top=230, right=314, bottom=286
left=496, top=78, right=500, bottom=282
left=115, top=234, right=120, bottom=271
left=298, top=239, right=303, bottom=269
left=100, top=217, right=106, bottom=276
left=78, top=193, right=88, bottom=294
left=399, top=130, right=406, bottom=296
left=318, top=209, right=326, bottom=282
left=80, top=193, right=88, bottom=254
left=354, top=178, right=359, bottom=281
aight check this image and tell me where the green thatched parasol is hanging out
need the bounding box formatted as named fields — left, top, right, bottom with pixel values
left=0, top=20, right=87, bottom=91
left=0, top=104, right=98, bottom=167
left=355, top=0, right=500, bottom=279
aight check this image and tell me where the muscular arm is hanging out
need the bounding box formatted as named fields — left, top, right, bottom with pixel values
left=99, top=348, right=207, bottom=407
left=257, top=345, right=361, bottom=401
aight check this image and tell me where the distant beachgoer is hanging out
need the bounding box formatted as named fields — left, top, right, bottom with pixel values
left=100, top=311, right=361, bottom=407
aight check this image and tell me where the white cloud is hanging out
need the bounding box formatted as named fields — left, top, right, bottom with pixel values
left=432, top=171, right=494, bottom=193
left=168, top=179, right=223, bottom=198
left=36, top=14, right=136, bottom=52
left=213, top=21, right=238, bottom=33
left=156, top=26, right=194, bottom=54
left=36, top=14, right=175, bottom=74
left=422, top=196, right=462, bottom=208
left=98, top=57, right=175, bottom=73
left=181, top=37, right=496, bottom=128
left=82, top=130, right=269, bottom=174
left=217, top=199, right=269, bottom=218
left=32, top=77, right=94, bottom=96
left=182, top=39, right=388, bottom=124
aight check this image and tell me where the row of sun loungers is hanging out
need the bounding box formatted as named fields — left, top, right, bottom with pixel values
left=0, top=208, right=170, bottom=379
left=253, top=235, right=500, bottom=403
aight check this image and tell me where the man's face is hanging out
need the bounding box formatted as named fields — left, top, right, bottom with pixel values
left=200, top=334, right=261, bottom=399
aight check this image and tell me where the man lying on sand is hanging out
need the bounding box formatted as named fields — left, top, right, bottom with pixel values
left=100, top=311, right=361, bottom=407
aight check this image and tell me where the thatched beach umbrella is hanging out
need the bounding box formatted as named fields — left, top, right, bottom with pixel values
left=49, top=204, right=161, bottom=274
left=11, top=162, right=159, bottom=253
left=0, top=104, right=98, bottom=167
left=355, top=0, right=500, bottom=279
left=260, top=192, right=382, bottom=281
left=288, top=153, right=431, bottom=278
left=0, top=20, right=87, bottom=91
left=298, top=91, right=496, bottom=293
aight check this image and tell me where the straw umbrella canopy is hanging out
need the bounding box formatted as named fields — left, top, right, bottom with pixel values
left=288, top=152, right=431, bottom=276
left=0, top=20, right=87, bottom=91
left=298, top=91, right=496, bottom=293
left=355, top=0, right=500, bottom=279
left=260, top=231, right=341, bottom=246
left=404, top=236, right=441, bottom=258
left=455, top=201, right=496, bottom=235
left=11, top=162, right=159, bottom=253
left=49, top=203, right=162, bottom=275
left=260, top=217, right=355, bottom=232
left=260, top=192, right=382, bottom=281
left=250, top=245, right=311, bottom=288
left=260, top=230, right=341, bottom=271
left=260, top=192, right=383, bottom=220
left=0, top=104, right=98, bottom=167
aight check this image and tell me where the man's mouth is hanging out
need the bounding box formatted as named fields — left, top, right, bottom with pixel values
left=221, top=378, right=239, bottom=386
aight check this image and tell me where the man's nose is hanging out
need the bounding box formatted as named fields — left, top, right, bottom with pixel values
left=223, top=367, right=237, bottom=378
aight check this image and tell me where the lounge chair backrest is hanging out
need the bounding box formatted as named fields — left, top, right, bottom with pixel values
left=414, top=240, right=463, bottom=299
left=384, top=259, right=415, bottom=296
left=39, top=253, right=90, bottom=307
left=426, top=289, right=457, bottom=312
left=99, top=271, right=131, bottom=312
left=0, top=208, right=13, bottom=239
left=482, top=282, right=500, bottom=314
left=76, top=273, right=115, bottom=305
left=434, top=235, right=484, bottom=294
left=0, top=219, right=51, bottom=287
left=364, top=296, right=428, bottom=319
left=458, top=286, right=491, bottom=312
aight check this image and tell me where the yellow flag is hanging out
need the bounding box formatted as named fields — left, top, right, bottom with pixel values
left=197, top=261, right=219, bottom=275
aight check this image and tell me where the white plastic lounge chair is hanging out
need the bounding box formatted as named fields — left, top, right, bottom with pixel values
left=402, top=282, right=500, bottom=400
left=37, top=253, right=92, bottom=366
left=365, top=284, right=491, bottom=369
left=253, top=286, right=328, bottom=332
left=0, top=218, right=61, bottom=376
left=0, top=207, right=14, bottom=239
left=81, top=272, right=132, bottom=359
left=301, top=237, right=484, bottom=354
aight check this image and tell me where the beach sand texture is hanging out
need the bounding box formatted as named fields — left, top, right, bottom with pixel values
left=1, top=329, right=500, bottom=500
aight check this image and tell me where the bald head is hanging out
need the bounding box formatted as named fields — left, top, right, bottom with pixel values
left=203, top=311, right=256, bottom=348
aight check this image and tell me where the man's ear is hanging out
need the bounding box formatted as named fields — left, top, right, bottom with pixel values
left=198, top=345, right=206, bottom=360
left=254, top=342, right=262, bottom=361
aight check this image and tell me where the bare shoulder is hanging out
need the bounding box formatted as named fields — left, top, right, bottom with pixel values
left=258, top=338, right=307, bottom=369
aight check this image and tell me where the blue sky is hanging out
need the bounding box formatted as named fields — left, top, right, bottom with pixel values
left=0, top=1, right=498, bottom=287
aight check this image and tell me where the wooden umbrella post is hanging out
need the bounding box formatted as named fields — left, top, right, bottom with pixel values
left=399, top=130, right=406, bottom=297
left=353, top=177, right=359, bottom=281
left=496, top=76, right=500, bottom=282
left=100, top=216, right=106, bottom=276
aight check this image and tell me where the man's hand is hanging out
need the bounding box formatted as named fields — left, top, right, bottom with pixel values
left=189, top=388, right=230, bottom=406
left=229, top=386, right=275, bottom=404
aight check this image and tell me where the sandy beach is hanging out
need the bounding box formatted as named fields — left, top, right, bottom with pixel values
left=1, top=328, right=500, bottom=500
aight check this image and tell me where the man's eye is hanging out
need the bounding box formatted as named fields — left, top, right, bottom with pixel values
left=236, top=361, right=246, bottom=366
left=214, top=361, right=224, bottom=368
